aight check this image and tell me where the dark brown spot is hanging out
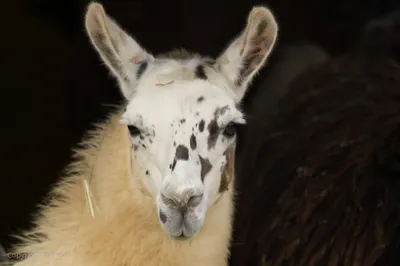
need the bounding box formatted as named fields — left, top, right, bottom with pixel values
left=140, top=135, right=144, bottom=140
left=128, top=125, right=140, bottom=136
left=175, top=145, right=189, bottom=160
left=207, top=118, right=220, bottom=149
left=180, top=119, right=186, bottom=124
left=142, top=144, right=146, bottom=149
left=190, top=134, right=197, bottom=150
left=195, top=65, right=207, bottom=79
left=171, top=159, right=177, bottom=171
left=145, top=170, right=149, bottom=175
left=197, top=96, right=205, bottom=103
left=219, top=146, right=235, bottom=193
left=199, top=156, right=212, bottom=181
left=159, top=210, right=167, bottom=223
left=199, top=120, right=205, bottom=132
left=214, top=105, right=229, bottom=117
left=136, top=61, right=148, bottom=79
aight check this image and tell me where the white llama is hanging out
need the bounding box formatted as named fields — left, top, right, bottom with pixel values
left=9, top=2, right=278, bottom=265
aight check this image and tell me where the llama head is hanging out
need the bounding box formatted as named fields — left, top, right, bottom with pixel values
left=84, top=2, right=278, bottom=240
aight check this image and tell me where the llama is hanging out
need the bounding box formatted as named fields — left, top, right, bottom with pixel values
left=247, top=41, right=329, bottom=117
left=230, top=8, right=400, bottom=266
left=9, top=2, right=278, bottom=265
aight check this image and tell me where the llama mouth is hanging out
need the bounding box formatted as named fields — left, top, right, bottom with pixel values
left=160, top=210, right=203, bottom=240
left=158, top=201, right=205, bottom=239
left=169, top=232, right=191, bottom=241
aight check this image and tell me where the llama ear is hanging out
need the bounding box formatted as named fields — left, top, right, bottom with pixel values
left=215, top=6, right=278, bottom=102
left=84, top=2, right=154, bottom=100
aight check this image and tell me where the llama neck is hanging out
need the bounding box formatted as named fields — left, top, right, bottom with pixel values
left=82, top=110, right=155, bottom=219
left=13, top=110, right=235, bottom=266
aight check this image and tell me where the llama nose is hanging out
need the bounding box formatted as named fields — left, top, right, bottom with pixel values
left=161, top=193, right=203, bottom=211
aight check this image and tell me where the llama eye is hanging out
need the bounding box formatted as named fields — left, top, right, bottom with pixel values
left=128, top=125, right=141, bottom=136
left=223, top=122, right=237, bottom=137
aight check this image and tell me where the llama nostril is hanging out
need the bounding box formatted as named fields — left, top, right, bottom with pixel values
left=187, top=194, right=203, bottom=208
left=159, top=210, right=168, bottom=224
left=161, top=193, right=203, bottom=209
left=161, top=194, right=179, bottom=208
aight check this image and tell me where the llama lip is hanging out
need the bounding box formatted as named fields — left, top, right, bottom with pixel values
left=169, top=233, right=191, bottom=241
left=157, top=203, right=206, bottom=239
left=157, top=183, right=206, bottom=239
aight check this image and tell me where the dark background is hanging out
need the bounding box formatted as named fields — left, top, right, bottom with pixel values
left=0, top=0, right=399, bottom=256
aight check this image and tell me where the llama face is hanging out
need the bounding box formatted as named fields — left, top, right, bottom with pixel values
left=85, top=2, right=278, bottom=239
left=121, top=80, right=243, bottom=238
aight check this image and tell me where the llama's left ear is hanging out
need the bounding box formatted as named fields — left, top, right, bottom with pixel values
left=215, top=6, right=278, bottom=102
left=84, top=2, right=154, bottom=100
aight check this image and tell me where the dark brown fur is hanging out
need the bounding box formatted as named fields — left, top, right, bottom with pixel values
left=230, top=11, right=400, bottom=266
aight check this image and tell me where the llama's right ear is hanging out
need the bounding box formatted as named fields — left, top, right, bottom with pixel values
left=215, top=6, right=278, bottom=102
left=84, top=2, right=153, bottom=100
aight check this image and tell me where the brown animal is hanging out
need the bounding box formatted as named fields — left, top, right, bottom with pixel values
left=247, top=41, right=330, bottom=117
left=231, top=9, right=400, bottom=266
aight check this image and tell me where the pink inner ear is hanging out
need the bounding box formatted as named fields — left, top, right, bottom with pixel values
left=215, top=6, right=277, bottom=96
left=129, top=53, right=145, bottom=64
